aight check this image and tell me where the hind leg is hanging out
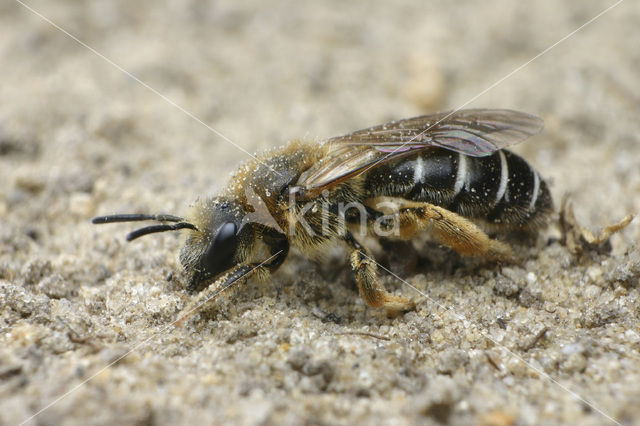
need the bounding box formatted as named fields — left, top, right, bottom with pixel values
left=376, top=200, right=512, bottom=261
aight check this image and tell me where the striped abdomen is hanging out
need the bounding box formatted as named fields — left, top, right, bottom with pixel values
left=364, top=148, right=553, bottom=228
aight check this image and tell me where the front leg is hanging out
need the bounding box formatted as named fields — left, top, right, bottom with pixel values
left=175, top=262, right=270, bottom=326
left=343, top=231, right=415, bottom=315
left=177, top=228, right=289, bottom=326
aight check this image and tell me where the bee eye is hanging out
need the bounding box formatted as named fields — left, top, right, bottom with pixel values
left=202, top=222, right=238, bottom=276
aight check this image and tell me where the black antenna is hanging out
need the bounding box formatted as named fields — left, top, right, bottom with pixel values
left=92, top=214, right=185, bottom=224
left=92, top=213, right=197, bottom=241
left=126, top=222, right=197, bottom=241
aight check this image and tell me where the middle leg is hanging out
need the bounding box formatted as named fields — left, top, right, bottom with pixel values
left=343, top=231, right=415, bottom=314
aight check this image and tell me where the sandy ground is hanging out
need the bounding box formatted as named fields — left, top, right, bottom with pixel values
left=1, top=1, right=639, bottom=425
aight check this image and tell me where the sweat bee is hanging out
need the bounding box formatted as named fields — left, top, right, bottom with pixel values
left=93, top=109, right=553, bottom=323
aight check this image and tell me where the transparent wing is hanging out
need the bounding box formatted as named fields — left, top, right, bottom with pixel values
left=326, top=109, right=543, bottom=156
left=298, top=109, right=543, bottom=194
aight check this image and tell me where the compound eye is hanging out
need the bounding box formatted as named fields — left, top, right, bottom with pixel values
left=202, top=222, right=238, bottom=276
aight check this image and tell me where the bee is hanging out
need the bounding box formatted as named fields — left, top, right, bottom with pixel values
left=93, top=109, right=553, bottom=323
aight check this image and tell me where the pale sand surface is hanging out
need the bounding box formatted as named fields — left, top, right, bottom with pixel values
left=1, top=1, right=639, bottom=425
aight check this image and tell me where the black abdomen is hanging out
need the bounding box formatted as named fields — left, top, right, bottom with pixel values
left=364, top=148, right=552, bottom=228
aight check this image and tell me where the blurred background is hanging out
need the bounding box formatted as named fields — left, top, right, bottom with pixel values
left=2, top=1, right=638, bottom=226
left=1, top=1, right=639, bottom=424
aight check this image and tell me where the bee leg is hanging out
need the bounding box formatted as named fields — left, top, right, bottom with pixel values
left=175, top=263, right=268, bottom=326
left=397, top=202, right=512, bottom=261
left=176, top=234, right=288, bottom=326
left=344, top=231, right=415, bottom=315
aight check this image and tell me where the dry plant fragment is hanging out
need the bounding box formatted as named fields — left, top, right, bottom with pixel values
left=560, top=195, right=633, bottom=255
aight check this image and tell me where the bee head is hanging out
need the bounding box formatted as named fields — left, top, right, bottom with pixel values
left=179, top=197, right=253, bottom=292
left=92, top=196, right=253, bottom=292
